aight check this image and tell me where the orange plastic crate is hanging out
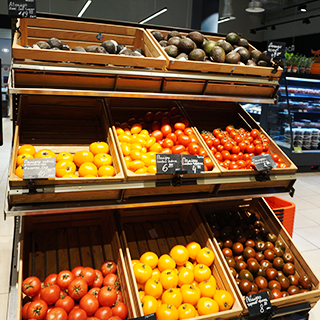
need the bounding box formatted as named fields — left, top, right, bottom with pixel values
left=264, top=196, right=296, bottom=236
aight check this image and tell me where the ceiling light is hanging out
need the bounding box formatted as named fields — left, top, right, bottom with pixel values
left=220, top=0, right=236, bottom=19
left=139, top=7, right=168, bottom=24
left=298, top=4, right=307, bottom=12
left=271, top=25, right=276, bottom=30
left=78, top=0, right=92, bottom=17
left=218, top=16, right=236, bottom=24
left=1, top=48, right=9, bottom=53
left=246, top=0, right=265, bottom=13
left=302, top=18, right=311, bottom=24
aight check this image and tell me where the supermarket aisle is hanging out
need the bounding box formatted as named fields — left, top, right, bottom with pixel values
left=1, top=116, right=320, bottom=318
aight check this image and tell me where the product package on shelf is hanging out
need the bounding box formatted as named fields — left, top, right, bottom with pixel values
left=118, top=203, right=243, bottom=319
left=12, top=17, right=167, bottom=70
left=9, top=95, right=124, bottom=205
left=197, top=198, right=320, bottom=314
left=18, top=211, right=136, bottom=320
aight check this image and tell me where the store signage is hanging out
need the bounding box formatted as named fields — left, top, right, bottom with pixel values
left=267, top=41, right=286, bottom=59
left=182, top=154, right=205, bottom=174
left=244, top=291, right=272, bottom=317
left=23, top=158, right=55, bottom=179
left=133, top=314, right=156, bottom=320
left=8, top=0, right=36, bottom=19
left=156, top=154, right=181, bottom=174
left=294, top=146, right=303, bottom=153
left=251, top=154, right=277, bottom=171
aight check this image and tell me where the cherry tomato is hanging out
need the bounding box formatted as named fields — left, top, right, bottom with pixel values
left=174, top=122, right=186, bottom=131
left=92, top=269, right=104, bottom=288
left=229, top=164, right=239, bottom=170
left=41, top=284, right=60, bottom=305
left=161, top=124, right=172, bottom=137
left=172, top=145, right=186, bottom=154
left=184, top=127, right=193, bottom=136
left=94, top=307, right=113, bottom=320
left=187, top=143, right=200, bottom=155
left=230, top=154, right=239, bottom=162
left=238, top=142, right=247, bottom=152
left=255, top=145, right=263, bottom=155
left=80, top=293, right=100, bottom=315
left=154, top=111, right=164, bottom=122
left=44, top=274, right=58, bottom=287
left=27, top=299, right=48, bottom=320
left=226, top=126, right=234, bottom=133
left=80, top=267, right=96, bottom=286
left=68, top=308, right=87, bottom=320
left=234, top=135, right=243, bottom=144
left=210, top=146, right=217, bottom=154
left=213, top=129, right=221, bottom=137
left=246, top=144, right=255, bottom=154
left=151, top=130, right=163, bottom=141
left=98, top=287, right=117, bottom=307
left=68, top=276, right=88, bottom=300
left=57, top=270, right=74, bottom=289
left=214, top=152, right=223, bottom=162
left=151, top=121, right=161, bottom=131
left=166, top=133, right=177, bottom=144
left=271, top=154, right=280, bottom=162
left=216, top=145, right=224, bottom=152
left=112, top=301, right=128, bottom=320
left=174, top=129, right=184, bottom=137
left=116, top=290, right=123, bottom=302
left=221, top=150, right=231, bottom=161
left=201, top=133, right=209, bottom=140
left=163, top=138, right=174, bottom=149
left=72, top=266, right=84, bottom=277
left=161, top=148, right=173, bottom=154
left=251, top=129, right=260, bottom=138
left=103, top=273, right=120, bottom=290
left=220, top=137, right=229, bottom=146
left=46, top=307, right=68, bottom=320
left=229, top=131, right=238, bottom=139
left=204, top=157, right=213, bottom=170
left=144, top=111, right=154, bottom=122
left=206, top=138, right=214, bottom=148
left=189, top=134, right=198, bottom=144
left=22, top=276, right=41, bottom=297
left=180, top=118, right=190, bottom=127
left=223, top=142, right=232, bottom=151
left=231, top=145, right=240, bottom=154
left=55, top=295, right=75, bottom=314
left=198, top=148, right=208, bottom=157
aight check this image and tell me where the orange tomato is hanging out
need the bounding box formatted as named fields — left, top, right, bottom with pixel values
left=177, top=303, right=196, bottom=319
left=130, top=150, right=142, bottom=160
left=156, top=303, right=178, bottom=320
left=158, top=254, right=176, bottom=272
left=159, top=270, right=178, bottom=290
left=198, top=279, right=217, bottom=298
left=116, top=127, right=124, bottom=135
left=137, top=282, right=145, bottom=291
left=180, top=284, right=201, bottom=306
left=73, top=150, right=94, bottom=167
left=15, top=165, right=24, bottom=179
left=144, top=279, right=163, bottom=299
left=140, top=252, right=159, bottom=269
left=151, top=268, right=161, bottom=280
left=94, top=153, right=113, bottom=168
left=213, top=290, right=234, bottom=311
left=129, top=160, right=145, bottom=171
left=118, top=133, right=131, bottom=143
left=151, top=130, right=163, bottom=142
left=131, top=136, right=146, bottom=146
left=146, top=137, right=156, bottom=148
left=131, top=259, right=140, bottom=267
left=193, top=264, right=211, bottom=283
left=162, top=288, right=182, bottom=309
left=133, top=263, right=152, bottom=284
left=174, top=122, right=186, bottom=131
left=55, top=160, right=76, bottom=178
left=18, top=144, right=36, bottom=156
left=89, top=142, right=109, bottom=155
left=56, top=152, right=73, bottom=163
left=139, top=291, right=145, bottom=302
left=121, top=143, right=131, bottom=156
left=197, top=297, right=219, bottom=315
left=170, top=245, right=189, bottom=266
left=177, top=261, right=194, bottom=272
left=34, top=149, right=56, bottom=159
left=131, top=123, right=142, bottom=134
left=149, top=143, right=162, bottom=153
left=98, top=165, right=115, bottom=177
left=147, top=165, right=157, bottom=174
left=142, top=295, right=159, bottom=315
left=178, top=267, right=194, bottom=287
left=16, top=153, right=33, bottom=166
left=186, top=242, right=201, bottom=261
left=196, top=247, right=215, bottom=266
left=62, top=173, right=78, bottom=178
left=78, top=162, right=98, bottom=177
left=131, top=143, right=143, bottom=151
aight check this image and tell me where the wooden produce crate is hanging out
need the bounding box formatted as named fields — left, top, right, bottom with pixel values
left=9, top=95, right=124, bottom=205
left=17, top=210, right=137, bottom=320
left=179, top=100, right=297, bottom=178
left=12, top=17, right=167, bottom=70
left=146, top=29, right=282, bottom=79
left=106, top=98, right=221, bottom=197
left=197, top=198, right=320, bottom=314
left=119, top=203, right=243, bottom=319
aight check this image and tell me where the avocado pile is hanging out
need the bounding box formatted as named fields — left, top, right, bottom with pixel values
left=25, top=37, right=146, bottom=57
left=152, top=30, right=271, bottom=67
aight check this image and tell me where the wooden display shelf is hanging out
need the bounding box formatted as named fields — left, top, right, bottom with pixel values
left=17, top=210, right=137, bottom=320
left=146, top=29, right=283, bottom=79
left=197, top=198, right=320, bottom=314
left=12, top=17, right=167, bottom=70
left=119, top=203, right=243, bottom=319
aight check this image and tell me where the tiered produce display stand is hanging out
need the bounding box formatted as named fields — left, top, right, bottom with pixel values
left=5, top=13, right=318, bottom=320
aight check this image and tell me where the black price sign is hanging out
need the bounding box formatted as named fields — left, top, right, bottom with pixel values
left=251, top=154, right=277, bottom=172
left=23, top=158, right=55, bottom=179
left=133, top=314, right=156, bottom=320
left=245, top=291, right=272, bottom=317
left=182, top=154, right=205, bottom=174
left=156, top=154, right=181, bottom=174
left=8, top=0, right=37, bottom=19
left=267, top=41, right=286, bottom=59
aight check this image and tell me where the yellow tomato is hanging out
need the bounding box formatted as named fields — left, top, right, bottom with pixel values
left=139, top=291, right=145, bottom=302
left=177, top=303, right=196, bottom=320
left=130, top=149, right=142, bottom=160
left=78, top=162, right=98, bottom=177
left=98, top=165, right=115, bottom=177
left=137, top=282, right=145, bottom=291
left=133, top=263, right=152, bottom=284
left=186, top=242, right=201, bottom=261
left=159, top=270, right=179, bottom=290
left=130, top=143, right=143, bottom=151
left=180, top=284, right=201, bottom=306
left=147, top=165, right=157, bottom=174
left=121, top=143, right=131, bottom=156
left=213, top=290, right=234, bottom=311
left=16, top=153, right=33, bottom=166
left=15, top=165, right=24, bottom=179
left=18, top=144, right=36, bottom=156
left=94, top=153, right=113, bottom=168
left=141, top=147, right=147, bottom=154
left=116, top=127, right=124, bottom=135
left=149, top=143, right=162, bottom=153
left=162, top=288, right=182, bottom=309
left=156, top=304, right=179, bottom=320
left=34, top=149, right=56, bottom=160
left=151, top=268, right=161, bottom=280
left=146, top=152, right=156, bottom=158
left=132, top=259, right=140, bottom=267
left=193, top=264, right=211, bottom=283
left=158, top=254, right=176, bottom=272
left=140, top=129, right=149, bottom=136
left=131, top=136, right=146, bottom=146
left=142, top=295, right=159, bottom=315
left=73, top=150, right=94, bottom=167
left=144, top=279, right=163, bottom=299
left=62, top=173, right=78, bottom=178
left=140, top=251, right=159, bottom=269
left=146, top=137, right=156, bottom=148
left=135, top=167, right=147, bottom=174
left=198, top=279, right=217, bottom=298
left=170, top=245, right=189, bottom=266
left=142, top=155, right=156, bottom=167
left=131, top=123, right=142, bottom=134
left=89, top=141, right=109, bottom=155
left=196, top=247, right=215, bottom=267
left=55, top=160, right=76, bottom=178
left=118, top=133, right=131, bottom=143
left=178, top=267, right=194, bottom=287
left=129, top=160, right=145, bottom=171
left=56, top=152, right=73, bottom=163
left=197, top=297, right=219, bottom=315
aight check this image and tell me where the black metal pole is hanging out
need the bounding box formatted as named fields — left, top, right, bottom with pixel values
left=0, top=57, right=3, bottom=146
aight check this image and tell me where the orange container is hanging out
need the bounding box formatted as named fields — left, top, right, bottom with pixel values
left=264, top=196, right=296, bottom=236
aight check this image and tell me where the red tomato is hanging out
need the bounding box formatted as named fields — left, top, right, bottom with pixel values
left=246, top=144, right=255, bottom=154
left=216, top=145, right=224, bottom=152
left=223, top=160, right=231, bottom=168
left=184, top=127, right=193, bottom=136
left=41, top=284, right=60, bottom=305
left=27, top=299, right=48, bottom=320
left=80, top=267, right=96, bottom=286
left=230, top=154, right=239, bottom=162
left=103, top=274, right=120, bottom=290
left=89, top=287, right=100, bottom=299
left=46, top=307, right=68, bottom=320
left=253, top=139, right=262, bottom=146
left=229, top=131, right=238, bottom=139
left=98, top=286, right=117, bottom=307
left=226, top=126, right=234, bottom=133
left=57, top=270, right=74, bottom=289
left=112, top=301, right=128, bottom=320
left=55, top=295, right=75, bottom=314
left=234, top=135, right=243, bottom=144
left=255, top=145, right=263, bottom=155
left=212, top=138, right=220, bottom=147
left=210, top=146, right=217, bottom=154
left=238, top=152, right=244, bottom=160
left=187, top=143, right=200, bottom=155
left=68, top=308, right=87, bottom=320
left=44, top=274, right=58, bottom=287
left=171, top=145, right=186, bottom=154
left=220, top=137, right=229, bottom=146
left=213, top=129, right=221, bottom=137
left=59, top=289, right=67, bottom=299
left=214, top=152, right=223, bottom=162
left=80, top=293, right=100, bottom=316
left=110, top=317, right=123, bottom=320
left=72, top=266, right=84, bottom=277
left=151, top=130, right=163, bottom=141
left=68, top=277, right=88, bottom=300
left=201, top=133, right=209, bottom=140
left=221, top=150, right=231, bottom=160
left=32, top=288, right=43, bottom=301
left=279, top=163, right=288, bottom=168
left=161, top=148, right=172, bottom=154
left=189, top=134, right=198, bottom=144
left=115, top=290, right=123, bottom=302
left=237, top=160, right=247, bottom=169
left=198, top=148, right=207, bottom=157
left=94, top=307, right=113, bottom=320
left=144, top=111, right=154, bottom=123
left=231, top=145, right=240, bottom=154
left=161, top=124, right=172, bottom=137
left=229, top=164, right=239, bottom=170
left=174, top=122, right=186, bottom=131
left=243, top=153, right=251, bottom=161
left=22, top=302, right=31, bottom=320
left=166, top=133, right=177, bottom=144
left=204, top=157, right=213, bottom=170
left=206, top=138, right=214, bottom=148
left=87, top=317, right=101, bottom=320
left=178, top=135, right=191, bottom=147
left=151, top=121, right=161, bottom=131
left=22, top=276, right=41, bottom=297
left=238, top=142, right=247, bottom=152
left=271, top=154, right=280, bottom=162
left=251, top=129, right=260, bottom=138
left=223, top=142, right=232, bottom=151
left=174, top=129, right=183, bottom=137
left=154, top=111, right=164, bottom=122
left=92, top=269, right=104, bottom=288
left=163, top=138, right=174, bottom=149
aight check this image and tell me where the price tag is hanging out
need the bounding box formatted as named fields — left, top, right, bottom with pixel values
left=294, top=147, right=303, bottom=153
left=245, top=291, right=272, bottom=317
left=266, top=41, right=286, bottom=59
left=133, top=314, right=156, bottom=320
left=182, top=155, right=205, bottom=174
left=8, top=0, right=37, bottom=19
left=251, top=154, right=277, bottom=171
left=23, top=158, right=55, bottom=179
left=156, top=154, right=181, bottom=174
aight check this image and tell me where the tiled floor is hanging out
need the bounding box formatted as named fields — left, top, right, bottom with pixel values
left=1, top=116, right=320, bottom=318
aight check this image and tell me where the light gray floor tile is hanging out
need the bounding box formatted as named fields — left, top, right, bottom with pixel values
left=292, top=233, right=319, bottom=251
left=299, top=195, right=320, bottom=207
left=0, top=236, right=13, bottom=295
left=288, top=196, right=319, bottom=210
left=294, top=212, right=319, bottom=229
left=295, top=226, right=320, bottom=248
left=297, top=208, right=320, bottom=225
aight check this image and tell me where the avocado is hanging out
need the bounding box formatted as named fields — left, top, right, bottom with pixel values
left=187, top=31, right=204, bottom=47
left=159, top=40, right=168, bottom=47
left=176, top=53, right=189, bottom=60
left=47, top=38, right=63, bottom=49
left=85, top=46, right=99, bottom=52
left=101, top=40, right=118, bottom=54
left=202, top=40, right=217, bottom=55
left=257, top=60, right=268, bottom=67
left=259, top=51, right=271, bottom=64
left=247, top=59, right=257, bottom=66
left=36, top=41, right=51, bottom=49
left=209, top=46, right=225, bottom=63
left=95, top=46, right=107, bottom=53
left=165, top=45, right=179, bottom=58
left=218, top=40, right=233, bottom=54
left=250, top=49, right=261, bottom=61
left=188, top=48, right=206, bottom=61
left=72, top=46, right=86, bottom=52
left=237, top=38, right=249, bottom=48
left=61, top=43, right=70, bottom=51
left=236, top=47, right=250, bottom=63
left=225, top=51, right=241, bottom=64
left=116, top=44, right=126, bottom=54
left=152, top=31, right=164, bottom=42
left=168, top=36, right=181, bottom=47
left=178, top=38, right=196, bottom=54
left=226, top=32, right=240, bottom=45
left=167, top=31, right=182, bottom=39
